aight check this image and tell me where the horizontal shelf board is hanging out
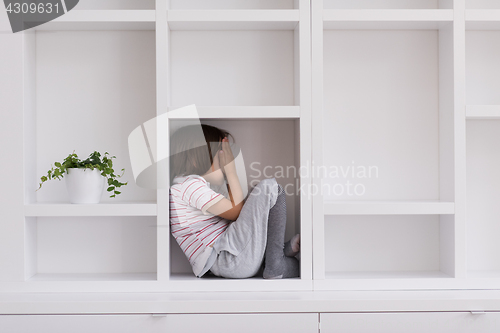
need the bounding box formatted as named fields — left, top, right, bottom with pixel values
left=466, top=9, right=500, bottom=20
left=323, top=21, right=450, bottom=30
left=323, top=201, right=455, bottom=215
left=5, top=290, right=500, bottom=314
left=168, top=9, right=300, bottom=21
left=167, top=106, right=300, bottom=119
left=169, top=273, right=312, bottom=292
left=34, top=10, right=155, bottom=30
left=167, top=10, right=300, bottom=30
left=323, top=9, right=453, bottom=30
left=24, top=202, right=157, bottom=216
left=324, top=9, right=453, bottom=21
left=466, top=105, right=500, bottom=119
left=467, top=270, right=500, bottom=279
left=466, top=10, right=500, bottom=30
left=168, top=21, right=298, bottom=30
left=28, top=273, right=157, bottom=282
left=170, top=273, right=301, bottom=281
left=325, top=270, right=452, bottom=280
left=316, top=271, right=456, bottom=290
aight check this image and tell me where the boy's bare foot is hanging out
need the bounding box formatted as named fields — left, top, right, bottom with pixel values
left=284, top=234, right=300, bottom=257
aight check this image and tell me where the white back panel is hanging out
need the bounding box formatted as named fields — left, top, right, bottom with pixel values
left=322, top=30, right=439, bottom=201
left=170, top=31, right=295, bottom=107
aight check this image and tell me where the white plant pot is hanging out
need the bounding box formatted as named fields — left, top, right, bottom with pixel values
left=65, top=168, right=106, bottom=204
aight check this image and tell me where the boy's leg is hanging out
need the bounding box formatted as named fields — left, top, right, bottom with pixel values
left=210, top=178, right=279, bottom=279
left=284, top=234, right=300, bottom=257
left=262, top=184, right=300, bottom=279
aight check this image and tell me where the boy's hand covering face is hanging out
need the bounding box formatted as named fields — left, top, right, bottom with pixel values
left=218, top=137, right=236, bottom=176
left=203, top=137, right=245, bottom=220
left=202, top=139, right=233, bottom=186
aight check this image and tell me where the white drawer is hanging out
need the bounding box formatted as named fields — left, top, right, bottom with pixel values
left=165, top=313, right=318, bottom=333
left=0, top=313, right=318, bottom=333
left=0, top=315, right=165, bottom=333
left=320, top=312, right=500, bottom=333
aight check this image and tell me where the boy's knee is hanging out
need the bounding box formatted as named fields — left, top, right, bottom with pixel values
left=259, top=178, right=278, bottom=191
left=253, top=178, right=278, bottom=195
left=259, top=178, right=276, bottom=187
left=262, top=178, right=283, bottom=196
left=251, top=178, right=280, bottom=207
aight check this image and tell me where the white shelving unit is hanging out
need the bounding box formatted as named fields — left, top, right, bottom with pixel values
left=9, top=0, right=312, bottom=293
left=312, top=0, right=465, bottom=290
left=7, top=2, right=500, bottom=331
left=20, top=0, right=158, bottom=288
left=163, top=0, right=312, bottom=290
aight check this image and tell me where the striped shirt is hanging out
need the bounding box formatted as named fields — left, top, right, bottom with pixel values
left=169, top=175, right=231, bottom=276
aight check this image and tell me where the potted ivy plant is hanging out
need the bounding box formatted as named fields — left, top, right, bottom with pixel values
left=37, top=151, right=127, bottom=204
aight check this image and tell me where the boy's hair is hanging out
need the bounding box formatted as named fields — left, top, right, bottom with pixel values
left=170, top=124, right=234, bottom=184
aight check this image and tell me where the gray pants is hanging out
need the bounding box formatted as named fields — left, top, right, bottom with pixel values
left=209, top=178, right=279, bottom=278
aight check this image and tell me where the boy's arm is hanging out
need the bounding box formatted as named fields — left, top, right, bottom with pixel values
left=206, top=166, right=244, bottom=221
left=206, top=138, right=244, bottom=221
